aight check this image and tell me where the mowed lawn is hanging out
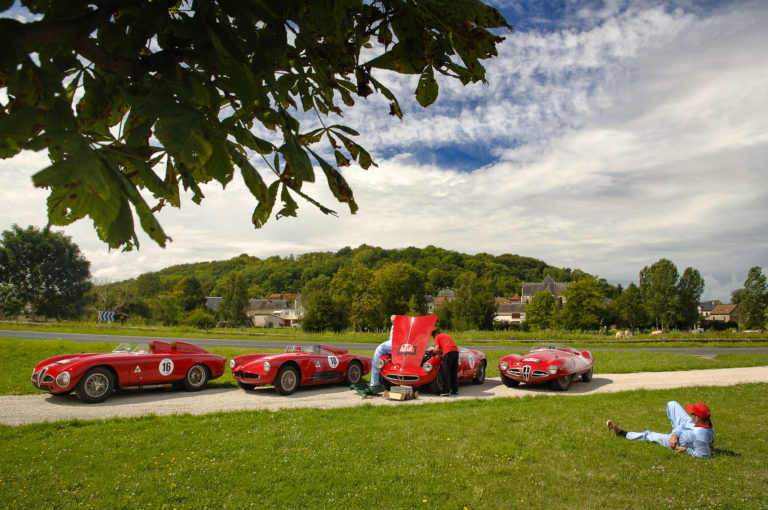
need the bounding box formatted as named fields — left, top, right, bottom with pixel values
left=1, top=337, right=767, bottom=508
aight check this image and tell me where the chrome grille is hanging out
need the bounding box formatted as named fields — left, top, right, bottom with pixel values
left=522, top=365, right=531, bottom=380
left=531, top=370, right=549, bottom=378
left=386, top=374, right=419, bottom=382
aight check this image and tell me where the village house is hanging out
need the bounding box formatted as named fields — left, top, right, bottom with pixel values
left=706, top=303, right=739, bottom=323
left=520, top=274, right=571, bottom=306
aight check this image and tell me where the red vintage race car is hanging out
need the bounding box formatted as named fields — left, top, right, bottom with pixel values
left=230, top=344, right=372, bottom=395
left=378, top=315, right=486, bottom=393
left=31, top=341, right=226, bottom=403
left=498, top=345, right=594, bottom=391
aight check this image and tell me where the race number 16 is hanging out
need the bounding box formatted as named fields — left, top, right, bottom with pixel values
left=159, top=358, right=174, bottom=376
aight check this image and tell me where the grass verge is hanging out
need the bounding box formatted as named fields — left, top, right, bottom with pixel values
left=1, top=384, right=766, bottom=508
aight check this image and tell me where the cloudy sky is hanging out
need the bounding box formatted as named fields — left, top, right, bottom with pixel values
left=1, top=0, right=766, bottom=301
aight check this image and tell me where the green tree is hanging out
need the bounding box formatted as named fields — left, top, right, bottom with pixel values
left=612, top=283, right=647, bottom=330
left=1, top=1, right=510, bottom=250
left=350, top=292, right=385, bottom=332
left=524, top=291, right=557, bottom=330
left=0, top=224, right=91, bottom=320
left=732, top=267, right=768, bottom=330
left=0, top=283, right=24, bottom=319
left=301, top=291, right=347, bottom=332
left=175, top=276, right=206, bottom=312
left=452, top=274, right=496, bottom=330
left=639, top=259, right=680, bottom=330
left=136, top=273, right=162, bottom=298
left=558, top=275, right=606, bottom=331
left=372, top=263, right=425, bottom=317
left=182, top=308, right=216, bottom=330
left=676, top=267, right=705, bottom=327
left=218, top=272, right=249, bottom=325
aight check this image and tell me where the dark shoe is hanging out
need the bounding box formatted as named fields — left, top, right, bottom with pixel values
left=607, top=420, right=625, bottom=436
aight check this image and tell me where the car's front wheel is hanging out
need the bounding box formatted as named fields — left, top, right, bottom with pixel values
left=550, top=375, right=572, bottom=391
left=344, top=361, right=363, bottom=385
left=183, top=364, right=210, bottom=391
left=581, top=367, right=594, bottom=383
left=76, top=367, right=115, bottom=403
left=500, top=374, right=520, bottom=387
left=274, top=365, right=300, bottom=395
left=429, top=373, right=446, bottom=394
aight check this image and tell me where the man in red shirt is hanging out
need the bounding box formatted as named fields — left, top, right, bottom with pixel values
left=432, top=329, right=459, bottom=396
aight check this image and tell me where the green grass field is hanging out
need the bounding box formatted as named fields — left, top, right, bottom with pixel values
left=1, top=385, right=767, bottom=508
left=2, top=332, right=767, bottom=509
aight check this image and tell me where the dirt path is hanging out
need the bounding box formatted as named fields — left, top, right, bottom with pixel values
left=2, top=366, right=766, bottom=426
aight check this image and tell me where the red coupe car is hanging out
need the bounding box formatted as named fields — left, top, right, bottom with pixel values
left=230, top=344, right=372, bottom=395
left=31, top=340, right=226, bottom=403
left=498, top=345, right=594, bottom=391
left=378, top=315, right=486, bottom=393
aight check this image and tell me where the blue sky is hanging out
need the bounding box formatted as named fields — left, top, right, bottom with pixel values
left=1, top=0, right=767, bottom=301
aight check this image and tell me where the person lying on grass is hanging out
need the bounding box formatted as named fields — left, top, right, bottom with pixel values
left=607, top=401, right=715, bottom=458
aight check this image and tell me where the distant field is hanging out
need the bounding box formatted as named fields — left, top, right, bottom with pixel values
left=1, top=384, right=766, bottom=508
left=1, top=320, right=767, bottom=348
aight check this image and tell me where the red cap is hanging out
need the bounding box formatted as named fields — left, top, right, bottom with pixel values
left=685, top=402, right=711, bottom=419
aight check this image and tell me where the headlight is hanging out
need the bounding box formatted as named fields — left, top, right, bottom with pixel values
left=375, top=359, right=384, bottom=369
left=56, top=372, right=70, bottom=387
left=500, top=361, right=508, bottom=370
left=423, top=362, right=432, bottom=373
left=547, top=365, right=558, bottom=375
left=263, top=362, right=271, bottom=372
left=229, top=359, right=235, bottom=369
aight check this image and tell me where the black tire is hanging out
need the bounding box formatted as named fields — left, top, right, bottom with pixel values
left=550, top=375, right=572, bottom=391
left=429, top=374, right=445, bottom=394
left=500, top=374, right=520, bottom=388
left=344, top=361, right=363, bottom=385
left=274, top=365, right=300, bottom=395
left=237, top=381, right=256, bottom=391
left=472, top=361, right=486, bottom=384
left=581, top=367, right=594, bottom=383
left=75, top=367, right=115, bottom=403
left=183, top=364, right=210, bottom=391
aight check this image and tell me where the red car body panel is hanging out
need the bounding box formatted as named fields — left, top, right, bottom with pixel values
left=230, top=344, right=372, bottom=391
left=31, top=340, right=226, bottom=397
left=498, top=345, right=594, bottom=388
left=379, top=315, right=486, bottom=390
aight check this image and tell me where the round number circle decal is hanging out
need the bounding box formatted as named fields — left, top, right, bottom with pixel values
left=328, top=355, right=339, bottom=369
left=468, top=355, right=475, bottom=369
left=159, top=358, right=174, bottom=376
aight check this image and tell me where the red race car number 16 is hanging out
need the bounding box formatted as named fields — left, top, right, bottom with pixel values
left=159, top=358, right=174, bottom=376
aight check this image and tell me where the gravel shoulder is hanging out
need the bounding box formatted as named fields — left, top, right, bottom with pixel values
left=3, top=366, right=767, bottom=426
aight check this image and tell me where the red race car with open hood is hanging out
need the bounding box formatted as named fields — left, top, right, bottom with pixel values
left=498, top=344, right=594, bottom=391
left=230, top=344, right=372, bottom=395
left=377, top=315, right=486, bottom=393
left=31, top=341, right=226, bottom=403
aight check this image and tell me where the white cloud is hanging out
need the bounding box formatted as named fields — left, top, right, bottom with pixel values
left=1, top=1, right=766, bottom=302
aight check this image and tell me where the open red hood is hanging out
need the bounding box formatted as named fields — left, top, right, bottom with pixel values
left=390, top=315, right=437, bottom=369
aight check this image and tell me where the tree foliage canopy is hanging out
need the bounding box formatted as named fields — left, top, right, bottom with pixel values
left=732, top=266, right=768, bottom=330
left=0, top=224, right=91, bottom=319
left=0, top=0, right=510, bottom=250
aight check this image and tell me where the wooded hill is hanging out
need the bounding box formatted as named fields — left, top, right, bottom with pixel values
left=120, top=244, right=616, bottom=300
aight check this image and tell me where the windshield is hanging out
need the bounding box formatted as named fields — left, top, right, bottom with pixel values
left=132, top=343, right=150, bottom=354
left=112, top=343, right=150, bottom=353
left=531, top=344, right=569, bottom=353
left=113, top=343, right=134, bottom=352
left=284, top=345, right=304, bottom=353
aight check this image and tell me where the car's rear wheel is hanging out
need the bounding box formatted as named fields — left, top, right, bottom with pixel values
left=581, top=367, right=594, bottom=382
left=344, top=361, right=363, bottom=385
left=237, top=381, right=256, bottom=391
left=551, top=374, right=572, bottom=391
left=183, top=364, right=210, bottom=391
left=500, top=374, right=520, bottom=387
left=472, top=361, right=486, bottom=384
left=274, top=365, right=300, bottom=395
left=76, top=367, right=115, bottom=403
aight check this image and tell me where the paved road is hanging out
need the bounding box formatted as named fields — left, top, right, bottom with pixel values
left=3, top=366, right=767, bottom=426
left=2, top=329, right=768, bottom=356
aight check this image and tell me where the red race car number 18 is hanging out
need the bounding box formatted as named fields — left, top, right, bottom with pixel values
left=159, top=358, right=174, bottom=376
